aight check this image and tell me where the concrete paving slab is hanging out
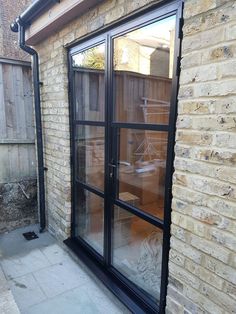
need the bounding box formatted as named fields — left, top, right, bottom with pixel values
left=81, top=279, right=131, bottom=314
left=33, top=258, right=91, bottom=298
left=0, top=224, right=55, bottom=259
left=1, top=249, right=51, bottom=279
left=40, top=243, right=69, bottom=265
left=0, top=225, right=130, bottom=314
left=24, top=287, right=100, bottom=314
left=8, top=273, right=47, bottom=311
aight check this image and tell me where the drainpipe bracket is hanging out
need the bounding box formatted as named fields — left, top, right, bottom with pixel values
left=10, top=21, right=19, bottom=33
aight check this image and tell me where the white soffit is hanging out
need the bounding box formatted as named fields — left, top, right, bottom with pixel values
left=25, top=0, right=104, bottom=45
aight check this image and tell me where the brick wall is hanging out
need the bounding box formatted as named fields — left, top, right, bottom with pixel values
left=33, top=0, right=236, bottom=311
left=0, top=0, right=31, bottom=60
left=166, top=0, right=236, bottom=313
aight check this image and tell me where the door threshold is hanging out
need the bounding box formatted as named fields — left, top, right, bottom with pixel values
left=64, top=237, right=159, bottom=314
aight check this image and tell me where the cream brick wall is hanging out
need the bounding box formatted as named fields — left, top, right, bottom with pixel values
left=166, top=0, right=236, bottom=313
left=36, top=40, right=70, bottom=240
left=34, top=0, right=236, bottom=312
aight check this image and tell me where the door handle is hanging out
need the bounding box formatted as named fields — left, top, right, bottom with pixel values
left=109, top=163, right=116, bottom=178
left=118, top=161, right=131, bottom=167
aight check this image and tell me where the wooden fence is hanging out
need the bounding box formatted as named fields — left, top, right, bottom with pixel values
left=0, top=58, right=36, bottom=184
left=74, top=68, right=171, bottom=124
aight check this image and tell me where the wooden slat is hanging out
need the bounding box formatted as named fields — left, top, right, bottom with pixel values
left=15, top=65, right=27, bottom=139
left=27, top=144, right=36, bottom=178
left=0, top=139, right=35, bottom=144
left=18, top=144, right=29, bottom=178
left=0, top=58, right=31, bottom=67
left=0, top=63, right=7, bottom=138
left=4, top=64, right=15, bottom=139
left=8, top=144, right=19, bottom=179
left=0, top=146, right=10, bottom=182
left=23, top=67, right=34, bottom=140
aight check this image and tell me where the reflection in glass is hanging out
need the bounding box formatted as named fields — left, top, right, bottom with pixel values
left=73, top=43, right=105, bottom=121
left=76, top=125, right=104, bottom=191
left=112, top=206, right=163, bottom=300
left=113, top=16, right=176, bottom=123
left=76, top=188, right=104, bottom=255
left=118, top=129, right=167, bottom=219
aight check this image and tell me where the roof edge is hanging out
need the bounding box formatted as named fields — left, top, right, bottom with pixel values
left=10, top=0, right=59, bottom=32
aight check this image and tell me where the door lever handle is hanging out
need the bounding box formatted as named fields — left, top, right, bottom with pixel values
left=108, top=163, right=116, bottom=178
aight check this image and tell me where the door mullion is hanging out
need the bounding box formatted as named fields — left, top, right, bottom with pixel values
left=104, top=33, right=112, bottom=266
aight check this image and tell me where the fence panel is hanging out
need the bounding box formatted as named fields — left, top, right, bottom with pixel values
left=0, top=61, right=36, bottom=184
left=0, top=59, right=37, bottom=233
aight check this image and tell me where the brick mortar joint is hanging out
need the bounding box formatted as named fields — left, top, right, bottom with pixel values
left=183, top=10, right=236, bottom=33
left=184, top=0, right=236, bottom=20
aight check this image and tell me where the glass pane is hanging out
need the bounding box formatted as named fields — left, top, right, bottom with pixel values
left=75, top=188, right=104, bottom=255
left=76, top=125, right=104, bottom=191
left=73, top=43, right=105, bottom=121
left=117, top=128, right=167, bottom=220
left=112, top=206, right=163, bottom=301
left=113, top=16, right=176, bottom=123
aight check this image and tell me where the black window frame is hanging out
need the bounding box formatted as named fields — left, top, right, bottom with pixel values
left=65, top=1, right=183, bottom=313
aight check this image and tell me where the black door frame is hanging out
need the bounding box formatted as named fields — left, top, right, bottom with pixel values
left=65, top=1, right=183, bottom=313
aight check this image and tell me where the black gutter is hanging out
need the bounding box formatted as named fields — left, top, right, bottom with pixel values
left=10, top=22, right=46, bottom=233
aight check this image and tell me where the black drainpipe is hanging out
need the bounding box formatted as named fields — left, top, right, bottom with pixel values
left=11, top=21, right=46, bottom=233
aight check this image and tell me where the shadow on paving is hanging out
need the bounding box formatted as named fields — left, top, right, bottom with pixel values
left=0, top=225, right=130, bottom=314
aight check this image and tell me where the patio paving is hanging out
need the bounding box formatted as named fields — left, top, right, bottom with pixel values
left=0, top=225, right=130, bottom=314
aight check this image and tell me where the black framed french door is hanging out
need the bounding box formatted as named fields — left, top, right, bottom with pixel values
left=66, top=1, right=183, bottom=313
